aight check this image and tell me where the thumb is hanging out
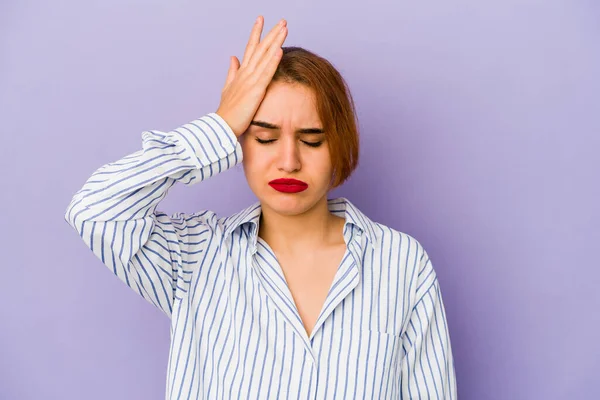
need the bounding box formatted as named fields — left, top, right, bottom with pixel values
left=224, top=56, right=240, bottom=90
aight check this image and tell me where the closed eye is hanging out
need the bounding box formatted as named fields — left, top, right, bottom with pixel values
left=255, top=138, right=323, bottom=148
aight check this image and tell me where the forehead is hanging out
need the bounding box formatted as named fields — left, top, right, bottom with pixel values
left=255, top=81, right=321, bottom=124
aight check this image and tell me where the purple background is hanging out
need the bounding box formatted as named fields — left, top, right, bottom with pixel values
left=2, top=1, right=599, bottom=399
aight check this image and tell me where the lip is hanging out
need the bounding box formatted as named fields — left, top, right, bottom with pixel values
left=268, top=178, right=308, bottom=193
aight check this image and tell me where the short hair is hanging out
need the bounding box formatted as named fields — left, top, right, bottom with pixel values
left=272, top=46, right=359, bottom=189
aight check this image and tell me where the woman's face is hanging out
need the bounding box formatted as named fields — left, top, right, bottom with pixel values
left=240, top=81, right=333, bottom=216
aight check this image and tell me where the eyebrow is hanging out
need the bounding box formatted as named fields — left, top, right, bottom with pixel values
left=250, top=120, right=325, bottom=134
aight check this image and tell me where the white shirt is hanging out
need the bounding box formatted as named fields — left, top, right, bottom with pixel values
left=65, top=112, right=457, bottom=399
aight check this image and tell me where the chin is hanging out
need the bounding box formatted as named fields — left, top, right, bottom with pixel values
left=264, top=193, right=307, bottom=213
left=261, top=188, right=327, bottom=216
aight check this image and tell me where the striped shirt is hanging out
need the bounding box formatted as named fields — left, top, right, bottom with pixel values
left=64, top=112, right=457, bottom=399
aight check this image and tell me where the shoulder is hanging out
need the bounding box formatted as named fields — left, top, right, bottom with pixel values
left=373, top=221, right=427, bottom=260
left=373, top=222, right=440, bottom=306
left=160, top=201, right=259, bottom=244
left=163, top=209, right=220, bottom=230
left=154, top=210, right=223, bottom=247
left=372, top=222, right=434, bottom=279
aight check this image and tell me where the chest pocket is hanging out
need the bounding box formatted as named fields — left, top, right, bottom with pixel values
left=331, top=328, right=402, bottom=399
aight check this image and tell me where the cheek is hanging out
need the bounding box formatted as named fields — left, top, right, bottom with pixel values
left=240, top=138, right=254, bottom=165
left=308, top=148, right=333, bottom=174
left=241, top=141, right=268, bottom=173
left=241, top=139, right=332, bottom=175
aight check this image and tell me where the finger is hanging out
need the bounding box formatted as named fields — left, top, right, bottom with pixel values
left=260, top=47, right=283, bottom=86
left=255, top=26, right=287, bottom=81
left=241, top=16, right=263, bottom=68
left=247, top=18, right=287, bottom=68
left=250, top=19, right=286, bottom=65
left=223, top=56, right=240, bottom=90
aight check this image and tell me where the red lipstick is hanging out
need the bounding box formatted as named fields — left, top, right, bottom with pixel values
left=268, top=178, right=309, bottom=193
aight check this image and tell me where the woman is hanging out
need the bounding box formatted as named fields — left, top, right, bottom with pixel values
left=65, top=16, right=457, bottom=399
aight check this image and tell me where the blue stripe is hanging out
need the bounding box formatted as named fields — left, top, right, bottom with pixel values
left=64, top=113, right=456, bottom=399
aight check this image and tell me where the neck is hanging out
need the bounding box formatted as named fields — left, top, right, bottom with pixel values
left=258, top=196, right=345, bottom=254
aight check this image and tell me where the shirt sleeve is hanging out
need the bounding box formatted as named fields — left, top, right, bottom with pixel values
left=64, top=112, right=242, bottom=319
left=399, top=248, right=458, bottom=399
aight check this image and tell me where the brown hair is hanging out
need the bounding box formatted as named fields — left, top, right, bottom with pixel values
left=271, top=46, right=360, bottom=189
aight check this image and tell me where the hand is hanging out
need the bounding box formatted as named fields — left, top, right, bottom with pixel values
left=216, top=16, right=288, bottom=137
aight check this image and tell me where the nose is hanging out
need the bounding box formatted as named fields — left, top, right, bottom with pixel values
left=276, top=135, right=301, bottom=173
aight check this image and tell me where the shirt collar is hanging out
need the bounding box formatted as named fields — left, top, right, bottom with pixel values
left=222, top=196, right=380, bottom=250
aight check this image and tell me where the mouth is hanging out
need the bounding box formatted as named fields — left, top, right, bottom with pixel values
left=268, top=178, right=309, bottom=193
